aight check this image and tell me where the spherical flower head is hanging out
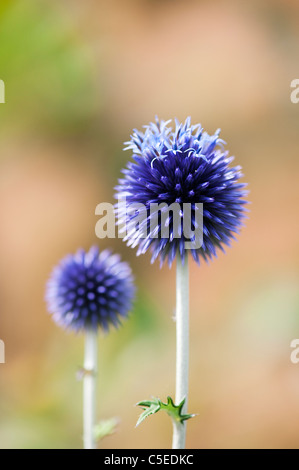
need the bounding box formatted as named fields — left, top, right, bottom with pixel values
left=115, top=117, right=248, bottom=267
left=45, top=246, right=135, bottom=333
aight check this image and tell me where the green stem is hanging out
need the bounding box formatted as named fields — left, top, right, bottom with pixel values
left=172, top=255, right=189, bottom=449
left=83, top=328, right=97, bottom=449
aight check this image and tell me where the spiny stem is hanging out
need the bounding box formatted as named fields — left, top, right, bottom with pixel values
left=172, top=255, right=189, bottom=449
left=83, top=328, right=97, bottom=449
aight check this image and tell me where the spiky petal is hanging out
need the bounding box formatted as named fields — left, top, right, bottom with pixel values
left=115, top=117, right=248, bottom=267
left=45, top=246, right=135, bottom=332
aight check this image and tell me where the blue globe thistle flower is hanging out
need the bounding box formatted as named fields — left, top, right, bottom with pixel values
left=45, top=246, right=135, bottom=332
left=115, top=117, right=248, bottom=267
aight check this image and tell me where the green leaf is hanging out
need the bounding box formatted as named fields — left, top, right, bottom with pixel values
left=136, top=400, right=161, bottom=427
left=93, top=417, right=119, bottom=442
left=136, top=396, right=195, bottom=427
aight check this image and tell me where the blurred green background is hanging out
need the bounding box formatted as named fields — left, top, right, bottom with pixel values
left=0, top=0, right=299, bottom=449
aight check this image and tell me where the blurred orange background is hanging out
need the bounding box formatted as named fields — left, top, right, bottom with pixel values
left=0, top=0, right=299, bottom=449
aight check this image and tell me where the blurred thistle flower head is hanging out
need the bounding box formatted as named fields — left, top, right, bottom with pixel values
left=45, top=246, right=135, bottom=333
left=115, top=117, right=248, bottom=267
